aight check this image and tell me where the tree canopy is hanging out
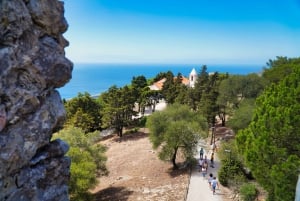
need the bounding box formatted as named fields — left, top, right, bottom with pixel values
left=146, top=103, right=207, bottom=169
left=236, top=67, right=300, bottom=201
left=64, top=92, right=102, bottom=133
left=262, top=56, right=300, bottom=84
left=99, top=85, right=136, bottom=137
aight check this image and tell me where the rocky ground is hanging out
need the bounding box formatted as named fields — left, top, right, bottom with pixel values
left=91, top=129, right=190, bottom=201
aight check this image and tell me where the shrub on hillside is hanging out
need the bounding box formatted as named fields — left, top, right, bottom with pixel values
left=239, top=183, right=257, bottom=201
left=54, top=127, right=107, bottom=201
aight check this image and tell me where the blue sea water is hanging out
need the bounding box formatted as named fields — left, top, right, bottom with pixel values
left=58, top=63, right=264, bottom=100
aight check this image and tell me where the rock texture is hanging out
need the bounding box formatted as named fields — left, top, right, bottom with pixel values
left=0, top=0, right=73, bottom=200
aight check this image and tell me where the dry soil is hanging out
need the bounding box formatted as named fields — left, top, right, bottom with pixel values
left=91, top=129, right=190, bottom=201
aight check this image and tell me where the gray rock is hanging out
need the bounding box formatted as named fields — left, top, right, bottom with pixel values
left=0, top=0, right=72, bottom=200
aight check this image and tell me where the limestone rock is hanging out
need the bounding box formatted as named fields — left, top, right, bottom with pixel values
left=0, top=0, right=73, bottom=200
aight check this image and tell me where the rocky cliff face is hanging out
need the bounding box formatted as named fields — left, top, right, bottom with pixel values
left=0, top=0, right=73, bottom=200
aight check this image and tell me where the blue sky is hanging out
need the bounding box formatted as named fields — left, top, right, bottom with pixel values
left=62, top=0, right=300, bottom=65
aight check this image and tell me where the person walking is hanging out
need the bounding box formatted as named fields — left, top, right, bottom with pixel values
left=211, top=177, right=219, bottom=195
left=199, top=147, right=204, bottom=160
left=201, top=164, right=207, bottom=178
left=198, top=158, right=204, bottom=172
left=210, top=152, right=214, bottom=168
left=208, top=173, right=213, bottom=189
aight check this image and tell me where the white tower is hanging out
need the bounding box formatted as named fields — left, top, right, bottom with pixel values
left=189, top=68, right=197, bottom=88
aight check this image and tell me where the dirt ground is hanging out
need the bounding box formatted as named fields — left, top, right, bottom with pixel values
left=91, top=129, right=190, bottom=201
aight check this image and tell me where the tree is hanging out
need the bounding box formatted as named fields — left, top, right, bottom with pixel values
left=161, top=71, right=176, bottom=103
left=217, top=73, right=266, bottom=126
left=146, top=103, right=207, bottom=169
left=189, top=65, right=209, bottom=110
left=55, top=127, right=107, bottom=201
left=131, top=75, right=148, bottom=112
left=140, top=88, right=162, bottom=114
left=64, top=92, right=102, bottom=132
left=236, top=67, right=300, bottom=201
left=226, top=98, right=256, bottom=133
left=100, top=85, right=136, bottom=137
left=198, top=72, right=220, bottom=126
left=262, top=56, right=300, bottom=84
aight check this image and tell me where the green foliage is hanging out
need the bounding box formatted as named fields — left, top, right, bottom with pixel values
left=131, top=75, right=148, bottom=112
left=161, top=71, right=176, bottom=103
left=190, top=65, right=209, bottom=110
left=64, top=92, right=102, bottom=132
left=262, top=56, right=300, bottom=84
left=138, top=116, right=147, bottom=127
left=218, top=73, right=266, bottom=108
left=55, top=127, right=107, bottom=201
left=239, top=183, right=257, bottom=201
left=227, top=99, right=256, bottom=133
left=100, top=85, right=136, bottom=137
left=218, top=141, right=247, bottom=187
left=146, top=103, right=207, bottom=169
left=68, top=147, right=97, bottom=200
left=236, top=67, right=300, bottom=200
left=140, top=88, right=163, bottom=113
left=131, top=75, right=148, bottom=90
left=189, top=66, right=221, bottom=126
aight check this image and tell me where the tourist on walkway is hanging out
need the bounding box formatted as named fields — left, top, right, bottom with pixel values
left=211, top=177, right=219, bottom=195
left=201, top=164, right=207, bottom=178
left=204, top=154, right=208, bottom=163
left=199, top=147, right=204, bottom=159
left=210, top=152, right=214, bottom=168
left=199, top=158, right=204, bottom=172
left=208, top=173, right=213, bottom=189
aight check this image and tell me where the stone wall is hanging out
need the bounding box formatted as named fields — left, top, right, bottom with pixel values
left=0, top=0, right=73, bottom=200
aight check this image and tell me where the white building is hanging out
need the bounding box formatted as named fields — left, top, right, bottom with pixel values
left=189, top=68, right=197, bottom=88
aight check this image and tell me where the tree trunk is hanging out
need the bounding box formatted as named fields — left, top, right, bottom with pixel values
left=221, top=117, right=226, bottom=126
left=172, top=147, right=178, bottom=169
left=152, top=101, right=156, bottom=112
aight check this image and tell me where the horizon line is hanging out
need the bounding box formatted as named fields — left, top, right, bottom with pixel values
left=71, top=62, right=265, bottom=67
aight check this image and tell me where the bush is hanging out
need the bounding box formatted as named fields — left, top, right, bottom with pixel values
left=218, top=165, right=229, bottom=186
left=138, top=116, right=147, bottom=127
left=54, top=127, right=107, bottom=201
left=239, top=183, right=257, bottom=201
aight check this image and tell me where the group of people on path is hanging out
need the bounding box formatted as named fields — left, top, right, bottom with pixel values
left=198, top=147, right=215, bottom=172
left=198, top=147, right=219, bottom=195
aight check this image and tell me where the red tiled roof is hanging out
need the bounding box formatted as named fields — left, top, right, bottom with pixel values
left=149, top=76, right=189, bottom=90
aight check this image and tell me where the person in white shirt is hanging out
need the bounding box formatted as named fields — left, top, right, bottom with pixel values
left=198, top=158, right=204, bottom=172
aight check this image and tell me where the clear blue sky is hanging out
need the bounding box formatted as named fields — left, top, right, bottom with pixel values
left=62, top=0, right=300, bottom=65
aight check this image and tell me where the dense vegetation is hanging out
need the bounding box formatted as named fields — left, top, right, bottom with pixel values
left=61, top=56, right=300, bottom=200
left=237, top=67, right=300, bottom=201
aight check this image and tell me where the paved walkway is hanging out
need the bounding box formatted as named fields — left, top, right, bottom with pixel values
left=186, top=141, right=223, bottom=201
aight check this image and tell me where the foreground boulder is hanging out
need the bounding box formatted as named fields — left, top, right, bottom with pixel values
left=0, top=0, right=72, bottom=200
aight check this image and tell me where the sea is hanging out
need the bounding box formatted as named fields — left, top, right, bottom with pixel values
left=58, top=63, right=264, bottom=100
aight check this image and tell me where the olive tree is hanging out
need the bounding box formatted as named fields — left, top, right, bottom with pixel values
left=146, top=103, right=207, bottom=169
